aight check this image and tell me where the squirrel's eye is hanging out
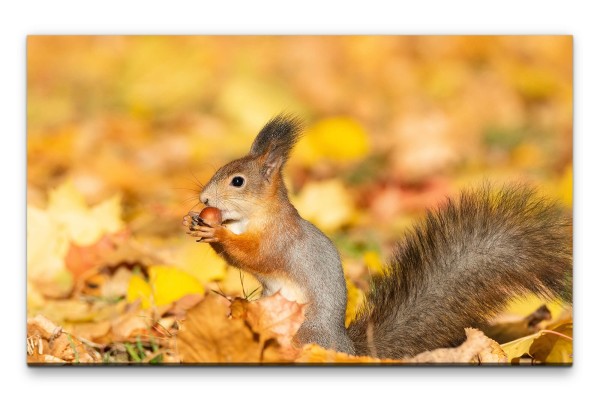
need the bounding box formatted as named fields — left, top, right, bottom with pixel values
left=231, top=176, right=245, bottom=187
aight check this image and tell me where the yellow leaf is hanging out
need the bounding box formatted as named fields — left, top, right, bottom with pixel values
left=292, top=179, right=356, bottom=232
left=171, top=241, right=228, bottom=285
left=345, top=278, right=364, bottom=327
left=126, top=274, right=152, bottom=309
left=294, top=117, right=370, bottom=165
left=559, top=164, right=573, bottom=207
left=512, top=142, right=545, bottom=170
left=502, top=294, right=567, bottom=320
left=127, top=265, right=206, bottom=309
left=27, top=206, right=70, bottom=282
left=501, top=323, right=572, bottom=364
left=531, top=324, right=573, bottom=364
left=46, top=180, right=124, bottom=246
left=47, top=179, right=87, bottom=211
left=363, top=250, right=385, bottom=276
left=149, top=265, right=205, bottom=306
left=90, top=194, right=124, bottom=235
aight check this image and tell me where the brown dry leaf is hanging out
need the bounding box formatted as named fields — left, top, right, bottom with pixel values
left=68, top=320, right=112, bottom=344
left=65, top=231, right=127, bottom=280
left=176, top=294, right=264, bottom=363
left=242, top=292, right=306, bottom=348
left=169, top=293, right=204, bottom=316
left=296, top=328, right=506, bottom=364
left=101, top=267, right=134, bottom=299
left=406, top=328, right=508, bottom=364
left=230, top=292, right=307, bottom=360
left=111, top=307, right=152, bottom=342
left=27, top=315, right=102, bottom=364
left=31, top=299, right=97, bottom=323
left=101, top=236, right=165, bottom=269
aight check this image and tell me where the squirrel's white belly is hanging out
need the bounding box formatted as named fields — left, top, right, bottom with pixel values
left=262, top=276, right=308, bottom=304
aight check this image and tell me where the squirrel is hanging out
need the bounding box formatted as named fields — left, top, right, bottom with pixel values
left=182, top=114, right=573, bottom=359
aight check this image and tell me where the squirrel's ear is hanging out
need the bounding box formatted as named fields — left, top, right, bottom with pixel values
left=249, top=114, right=303, bottom=178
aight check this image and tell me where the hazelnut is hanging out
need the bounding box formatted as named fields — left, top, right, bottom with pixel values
left=199, top=207, right=222, bottom=226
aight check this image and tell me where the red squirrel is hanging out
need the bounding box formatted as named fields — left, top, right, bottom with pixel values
left=182, top=114, right=572, bottom=359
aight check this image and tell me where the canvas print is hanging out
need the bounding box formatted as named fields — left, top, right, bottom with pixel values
left=26, top=36, right=573, bottom=365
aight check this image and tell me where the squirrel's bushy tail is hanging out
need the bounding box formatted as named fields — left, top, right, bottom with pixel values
left=347, top=185, right=573, bottom=359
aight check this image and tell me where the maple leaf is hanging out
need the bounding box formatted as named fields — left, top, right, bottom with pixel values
left=176, top=294, right=263, bottom=363
left=177, top=292, right=307, bottom=364
left=47, top=180, right=124, bottom=247
left=27, top=180, right=126, bottom=297
left=232, top=292, right=306, bottom=358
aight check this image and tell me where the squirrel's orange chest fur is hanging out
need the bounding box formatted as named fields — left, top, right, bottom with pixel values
left=212, top=206, right=301, bottom=278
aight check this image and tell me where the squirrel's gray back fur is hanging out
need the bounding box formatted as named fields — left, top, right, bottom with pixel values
left=347, top=185, right=572, bottom=359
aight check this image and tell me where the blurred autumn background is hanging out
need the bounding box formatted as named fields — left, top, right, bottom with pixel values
left=26, top=36, right=572, bottom=364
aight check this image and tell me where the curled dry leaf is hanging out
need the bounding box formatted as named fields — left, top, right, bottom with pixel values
left=295, top=329, right=506, bottom=364
left=406, top=328, right=508, bottom=364
left=27, top=315, right=102, bottom=364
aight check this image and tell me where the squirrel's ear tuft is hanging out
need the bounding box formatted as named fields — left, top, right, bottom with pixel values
left=249, top=114, right=304, bottom=177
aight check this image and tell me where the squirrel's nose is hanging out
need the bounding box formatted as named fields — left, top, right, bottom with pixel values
left=201, top=195, right=210, bottom=206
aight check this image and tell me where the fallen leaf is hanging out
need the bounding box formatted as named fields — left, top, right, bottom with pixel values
left=176, top=294, right=263, bottom=363
left=27, top=315, right=102, bottom=364
left=292, top=179, right=356, bottom=232
left=170, top=240, right=228, bottom=285
left=111, top=308, right=152, bottom=342
left=406, top=328, right=507, bottom=364
left=68, top=320, right=112, bottom=343
left=65, top=231, right=127, bottom=280
left=345, top=278, right=364, bottom=327
left=126, top=265, right=204, bottom=309
left=101, top=267, right=134, bottom=299
left=47, top=180, right=124, bottom=247
left=237, top=292, right=306, bottom=357
left=294, top=117, right=370, bottom=165
left=483, top=304, right=553, bottom=344
left=501, top=322, right=573, bottom=365
left=363, top=250, right=385, bottom=276
left=27, top=206, right=72, bottom=297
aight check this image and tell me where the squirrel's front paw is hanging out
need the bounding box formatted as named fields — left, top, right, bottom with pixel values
left=186, top=224, right=226, bottom=243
